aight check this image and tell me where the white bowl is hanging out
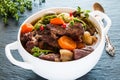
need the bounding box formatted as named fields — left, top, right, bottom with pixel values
left=5, top=7, right=111, bottom=80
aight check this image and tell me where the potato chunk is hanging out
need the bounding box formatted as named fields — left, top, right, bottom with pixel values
left=83, top=31, right=93, bottom=45
left=60, top=49, right=73, bottom=62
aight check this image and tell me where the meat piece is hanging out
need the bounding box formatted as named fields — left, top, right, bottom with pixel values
left=47, top=23, right=84, bottom=41
left=66, top=23, right=84, bottom=41
left=20, top=31, right=38, bottom=46
left=47, top=24, right=66, bottom=39
left=26, top=38, right=38, bottom=53
left=20, top=32, right=33, bottom=45
left=37, top=29, right=50, bottom=35
left=20, top=32, right=39, bottom=52
left=39, top=35, right=59, bottom=48
left=39, top=53, right=60, bottom=61
left=73, top=47, right=94, bottom=60
left=38, top=41, right=44, bottom=49
left=35, top=29, right=60, bottom=48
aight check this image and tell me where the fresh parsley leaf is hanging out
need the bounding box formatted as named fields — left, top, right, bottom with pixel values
left=32, top=46, right=53, bottom=57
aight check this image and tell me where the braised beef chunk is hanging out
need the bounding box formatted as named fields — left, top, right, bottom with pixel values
left=66, top=23, right=84, bottom=41
left=73, top=47, right=94, bottom=60
left=26, top=40, right=38, bottom=52
left=39, top=53, right=60, bottom=61
left=47, top=23, right=84, bottom=41
left=20, top=32, right=33, bottom=45
left=20, top=31, right=39, bottom=52
left=38, top=41, right=44, bottom=49
left=33, top=29, right=60, bottom=48
left=47, top=24, right=66, bottom=39
left=38, top=34, right=59, bottom=48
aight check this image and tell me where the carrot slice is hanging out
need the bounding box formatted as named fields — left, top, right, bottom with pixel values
left=50, top=18, right=65, bottom=25
left=58, top=36, right=77, bottom=50
left=21, top=23, right=34, bottom=34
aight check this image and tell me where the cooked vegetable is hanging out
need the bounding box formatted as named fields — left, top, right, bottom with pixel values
left=83, top=31, right=93, bottom=45
left=50, top=18, right=65, bottom=25
left=41, top=14, right=57, bottom=24
left=91, top=36, right=98, bottom=44
left=34, top=20, right=43, bottom=30
left=34, top=14, right=57, bottom=30
left=60, top=49, right=73, bottom=61
left=58, top=36, right=77, bottom=50
left=32, top=46, right=53, bottom=57
left=40, top=25, right=44, bottom=31
left=21, top=23, right=34, bottom=34
left=62, top=23, right=67, bottom=28
left=57, top=13, right=72, bottom=22
left=69, top=12, right=73, bottom=17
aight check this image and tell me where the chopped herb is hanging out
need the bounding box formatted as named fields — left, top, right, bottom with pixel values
left=84, top=13, right=89, bottom=18
left=69, top=20, right=74, bottom=26
left=33, top=52, right=41, bottom=57
left=32, top=46, right=53, bottom=57
left=77, top=6, right=81, bottom=13
left=76, top=6, right=91, bottom=18
left=84, top=10, right=91, bottom=18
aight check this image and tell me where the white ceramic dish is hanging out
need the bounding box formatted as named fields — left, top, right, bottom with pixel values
left=5, top=7, right=111, bottom=80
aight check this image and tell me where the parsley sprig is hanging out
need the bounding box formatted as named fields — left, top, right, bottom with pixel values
left=0, top=0, right=32, bottom=24
left=77, top=6, right=91, bottom=18
left=32, top=46, right=53, bottom=57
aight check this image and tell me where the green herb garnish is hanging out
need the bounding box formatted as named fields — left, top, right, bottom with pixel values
left=32, top=46, right=53, bottom=57
left=77, top=6, right=81, bottom=13
left=69, top=20, right=74, bottom=26
left=76, top=6, right=91, bottom=18
left=0, top=0, right=32, bottom=24
left=84, top=10, right=91, bottom=18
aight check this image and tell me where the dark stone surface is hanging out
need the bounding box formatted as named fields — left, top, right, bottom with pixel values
left=0, top=0, right=120, bottom=80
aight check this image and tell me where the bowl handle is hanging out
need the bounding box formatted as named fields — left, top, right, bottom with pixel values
left=5, top=41, right=32, bottom=70
left=90, top=11, right=112, bottom=35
